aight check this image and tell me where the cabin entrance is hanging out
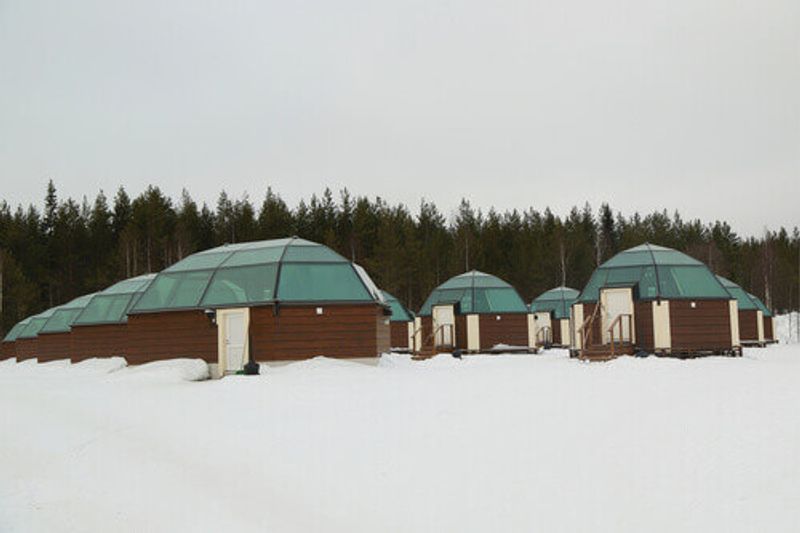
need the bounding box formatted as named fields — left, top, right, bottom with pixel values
left=533, top=312, right=553, bottom=346
left=600, top=287, right=634, bottom=344
left=432, top=305, right=456, bottom=349
left=217, top=308, right=250, bottom=374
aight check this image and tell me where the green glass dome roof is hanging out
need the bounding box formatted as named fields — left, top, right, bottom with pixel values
left=129, top=237, right=383, bottom=313
left=3, top=317, right=32, bottom=343
left=16, top=306, right=61, bottom=339
left=73, top=274, right=156, bottom=326
left=39, top=293, right=98, bottom=334
left=530, top=286, right=580, bottom=319
left=747, top=293, right=772, bottom=317
left=715, top=276, right=758, bottom=311
left=418, top=270, right=528, bottom=316
left=381, top=291, right=414, bottom=322
left=577, top=243, right=731, bottom=303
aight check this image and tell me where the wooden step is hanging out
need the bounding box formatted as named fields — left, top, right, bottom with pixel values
left=412, top=345, right=453, bottom=360
left=578, top=343, right=635, bottom=361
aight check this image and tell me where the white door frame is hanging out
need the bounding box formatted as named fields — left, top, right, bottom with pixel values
left=599, top=287, right=635, bottom=344
left=217, top=308, right=250, bottom=374
left=432, top=304, right=456, bottom=347
left=533, top=312, right=552, bottom=344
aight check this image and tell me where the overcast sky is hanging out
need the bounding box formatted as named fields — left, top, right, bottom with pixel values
left=0, top=0, right=797, bottom=236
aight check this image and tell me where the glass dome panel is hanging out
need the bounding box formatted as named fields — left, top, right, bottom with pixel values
left=221, top=247, right=284, bottom=268
left=3, top=320, right=30, bottom=342
left=201, top=264, right=279, bottom=306
left=282, top=245, right=347, bottom=263
left=133, top=270, right=214, bottom=310
left=277, top=263, right=372, bottom=301
left=74, top=294, right=135, bottom=325
left=382, top=291, right=413, bottom=322
left=40, top=308, right=82, bottom=333
left=165, top=252, right=232, bottom=272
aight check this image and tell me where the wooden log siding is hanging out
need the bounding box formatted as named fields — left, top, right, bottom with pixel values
left=390, top=322, right=410, bottom=349
left=36, top=332, right=72, bottom=362
left=15, top=337, right=37, bottom=361
left=421, top=316, right=433, bottom=349
left=1, top=342, right=15, bottom=360
left=669, top=300, right=732, bottom=351
left=71, top=324, right=132, bottom=362
left=764, top=317, right=774, bottom=341
left=249, top=304, right=388, bottom=361
left=551, top=318, right=562, bottom=345
left=455, top=315, right=468, bottom=349
left=738, top=309, right=759, bottom=342
left=478, top=313, right=528, bottom=350
left=634, top=301, right=655, bottom=351
left=126, top=310, right=218, bottom=365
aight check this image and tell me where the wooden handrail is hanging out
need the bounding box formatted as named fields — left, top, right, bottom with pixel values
left=607, top=313, right=632, bottom=356
left=413, top=323, right=455, bottom=354
left=577, top=302, right=602, bottom=357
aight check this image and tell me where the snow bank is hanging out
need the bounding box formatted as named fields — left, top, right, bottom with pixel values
left=110, top=358, right=210, bottom=382
left=0, top=356, right=128, bottom=377
left=71, top=357, right=128, bottom=375
left=376, top=352, right=415, bottom=369
left=263, top=355, right=379, bottom=377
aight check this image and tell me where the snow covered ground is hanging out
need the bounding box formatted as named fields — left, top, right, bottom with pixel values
left=2, top=343, right=800, bottom=531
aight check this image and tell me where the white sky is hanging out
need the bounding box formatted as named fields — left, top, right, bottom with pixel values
left=0, top=0, right=798, bottom=235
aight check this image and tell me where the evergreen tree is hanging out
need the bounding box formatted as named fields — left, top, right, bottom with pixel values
left=257, top=188, right=293, bottom=240
left=0, top=181, right=798, bottom=334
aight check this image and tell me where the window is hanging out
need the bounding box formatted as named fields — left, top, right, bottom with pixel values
left=277, top=263, right=372, bottom=301
left=201, top=264, right=279, bottom=306
left=133, top=270, right=214, bottom=310
left=75, top=294, right=134, bottom=324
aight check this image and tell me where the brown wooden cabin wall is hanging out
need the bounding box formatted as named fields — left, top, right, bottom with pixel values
left=738, top=309, right=759, bottom=342
left=127, top=310, right=217, bottom=365
left=15, top=338, right=37, bottom=361
left=634, top=301, right=655, bottom=351
left=249, top=304, right=386, bottom=361
left=1, top=341, right=15, bottom=360
left=82, top=303, right=388, bottom=364
left=390, top=322, right=410, bottom=349
left=71, top=324, right=131, bottom=362
left=36, top=332, right=72, bottom=362
left=478, top=313, right=528, bottom=350
left=764, top=317, right=774, bottom=341
left=551, top=318, right=562, bottom=345
left=455, top=315, right=468, bottom=350
left=669, top=300, right=732, bottom=351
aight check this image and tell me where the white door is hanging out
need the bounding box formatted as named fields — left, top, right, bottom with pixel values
left=224, top=311, right=247, bottom=372
left=534, top=312, right=552, bottom=344
left=432, top=305, right=455, bottom=347
left=601, top=288, right=634, bottom=344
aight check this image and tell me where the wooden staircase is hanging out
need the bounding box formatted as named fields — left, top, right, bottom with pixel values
left=412, top=344, right=454, bottom=360
left=576, top=304, right=635, bottom=361
left=411, top=324, right=455, bottom=360
left=578, top=342, right=635, bottom=361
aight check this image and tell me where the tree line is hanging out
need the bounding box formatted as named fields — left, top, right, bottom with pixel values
left=1, top=181, right=798, bottom=334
